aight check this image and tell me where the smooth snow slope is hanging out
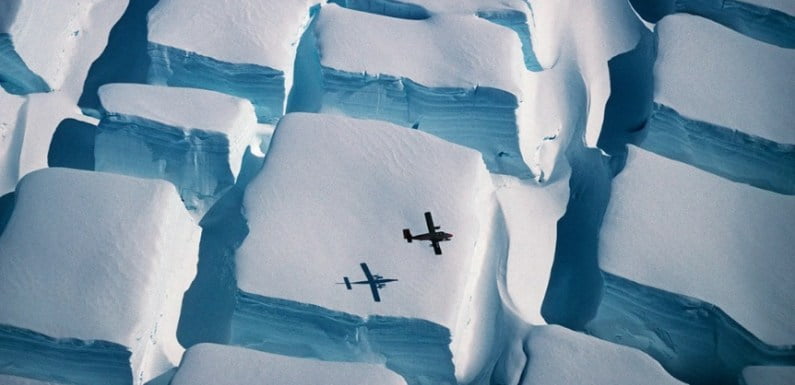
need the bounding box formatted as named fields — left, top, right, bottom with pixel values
left=654, top=14, right=795, bottom=145
left=171, top=344, right=407, bottom=385
left=235, top=112, right=500, bottom=381
left=0, top=0, right=128, bottom=98
left=0, top=91, right=25, bottom=195
left=519, top=325, right=684, bottom=385
left=0, top=168, right=200, bottom=384
left=599, top=146, right=795, bottom=345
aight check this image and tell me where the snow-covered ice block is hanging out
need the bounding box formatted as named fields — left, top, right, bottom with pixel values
left=0, top=0, right=128, bottom=98
left=302, top=4, right=534, bottom=178
left=654, top=14, right=795, bottom=145
left=599, top=146, right=795, bottom=346
left=232, top=113, right=501, bottom=384
left=147, top=0, right=318, bottom=123
left=96, top=83, right=257, bottom=215
left=0, top=91, right=96, bottom=196
left=171, top=344, right=407, bottom=385
left=330, top=0, right=540, bottom=70
left=0, top=168, right=200, bottom=384
left=742, top=366, right=795, bottom=385
left=517, top=325, right=683, bottom=385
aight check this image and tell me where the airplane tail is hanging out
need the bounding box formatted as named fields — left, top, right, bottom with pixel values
left=403, top=229, right=412, bottom=242
left=343, top=277, right=352, bottom=290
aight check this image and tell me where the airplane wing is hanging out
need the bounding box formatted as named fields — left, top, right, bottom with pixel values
left=425, top=212, right=436, bottom=233
left=432, top=240, right=443, bottom=255
left=368, top=282, right=382, bottom=302
left=360, top=263, right=375, bottom=281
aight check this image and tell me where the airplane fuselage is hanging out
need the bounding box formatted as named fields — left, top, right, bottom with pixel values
left=411, top=231, right=453, bottom=242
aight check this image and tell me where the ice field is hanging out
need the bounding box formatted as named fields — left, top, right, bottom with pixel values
left=0, top=0, right=793, bottom=384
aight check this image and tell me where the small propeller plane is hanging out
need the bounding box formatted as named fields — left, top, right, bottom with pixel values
left=338, top=263, right=398, bottom=302
left=403, top=211, right=453, bottom=255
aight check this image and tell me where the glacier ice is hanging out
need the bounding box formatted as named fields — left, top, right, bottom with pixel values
left=515, top=325, right=684, bottom=385
left=0, top=91, right=96, bottom=196
left=231, top=112, right=502, bottom=384
left=599, top=146, right=795, bottom=346
left=630, top=0, right=795, bottom=48
left=654, top=14, right=795, bottom=146
left=170, top=343, right=407, bottom=385
left=0, top=0, right=128, bottom=99
left=293, top=4, right=536, bottom=178
left=587, top=272, right=795, bottom=385
left=96, top=83, right=257, bottom=216
left=0, top=168, right=200, bottom=384
left=146, top=0, right=318, bottom=123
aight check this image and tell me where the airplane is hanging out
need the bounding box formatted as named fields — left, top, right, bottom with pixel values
left=337, top=263, right=398, bottom=302
left=403, top=211, right=453, bottom=255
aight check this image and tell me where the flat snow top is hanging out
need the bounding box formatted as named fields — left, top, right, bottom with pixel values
left=5, top=0, right=127, bottom=89
left=0, top=168, right=196, bottom=345
left=237, top=112, right=492, bottom=327
left=523, top=326, right=683, bottom=385
left=315, top=4, right=526, bottom=95
left=99, top=84, right=256, bottom=137
left=172, top=344, right=407, bottom=385
left=148, top=0, right=316, bottom=69
left=742, top=366, right=795, bottom=385
left=654, top=14, right=795, bottom=144
left=600, top=146, right=795, bottom=345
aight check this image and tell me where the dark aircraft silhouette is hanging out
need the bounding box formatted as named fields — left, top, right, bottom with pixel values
left=403, top=212, right=453, bottom=255
left=338, top=263, right=398, bottom=302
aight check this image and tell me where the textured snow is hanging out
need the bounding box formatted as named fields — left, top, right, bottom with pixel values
left=238, top=112, right=493, bottom=327
left=528, top=0, right=648, bottom=148
left=317, top=4, right=524, bottom=96
left=599, top=146, right=795, bottom=345
left=171, top=344, right=407, bottom=385
left=98, top=83, right=257, bottom=138
left=494, top=174, right=569, bottom=324
left=236, top=112, right=499, bottom=379
left=148, top=0, right=316, bottom=70
left=0, top=91, right=95, bottom=196
left=655, top=14, right=795, bottom=144
left=0, top=168, right=200, bottom=382
left=0, top=91, right=25, bottom=195
left=520, top=325, right=684, bottom=385
left=742, top=366, right=795, bottom=385
left=1, top=0, right=127, bottom=97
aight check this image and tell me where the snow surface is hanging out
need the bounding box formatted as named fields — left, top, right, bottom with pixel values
left=0, top=90, right=25, bottom=195
left=171, top=344, right=407, bottom=385
left=654, top=14, right=795, bottom=144
left=148, top=0, right=316, bottom=71
left=235, top=112, right=500, bottom=380
left=0, top=91, right=96, bottom=196
left=98, top=83, right=256, bottom=138
left=742, top=366, right=795, bottom=385
left=527, top=0, right=649, bottom=148
left=519, top=325, right=684, bottom=385
left=599, top=146, right=795, bottom=345
left=0, top=168, right=200, bottom=383
left=493, top=173, right=569, bottom=325
left=1, top=0, right=128, bottom=97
